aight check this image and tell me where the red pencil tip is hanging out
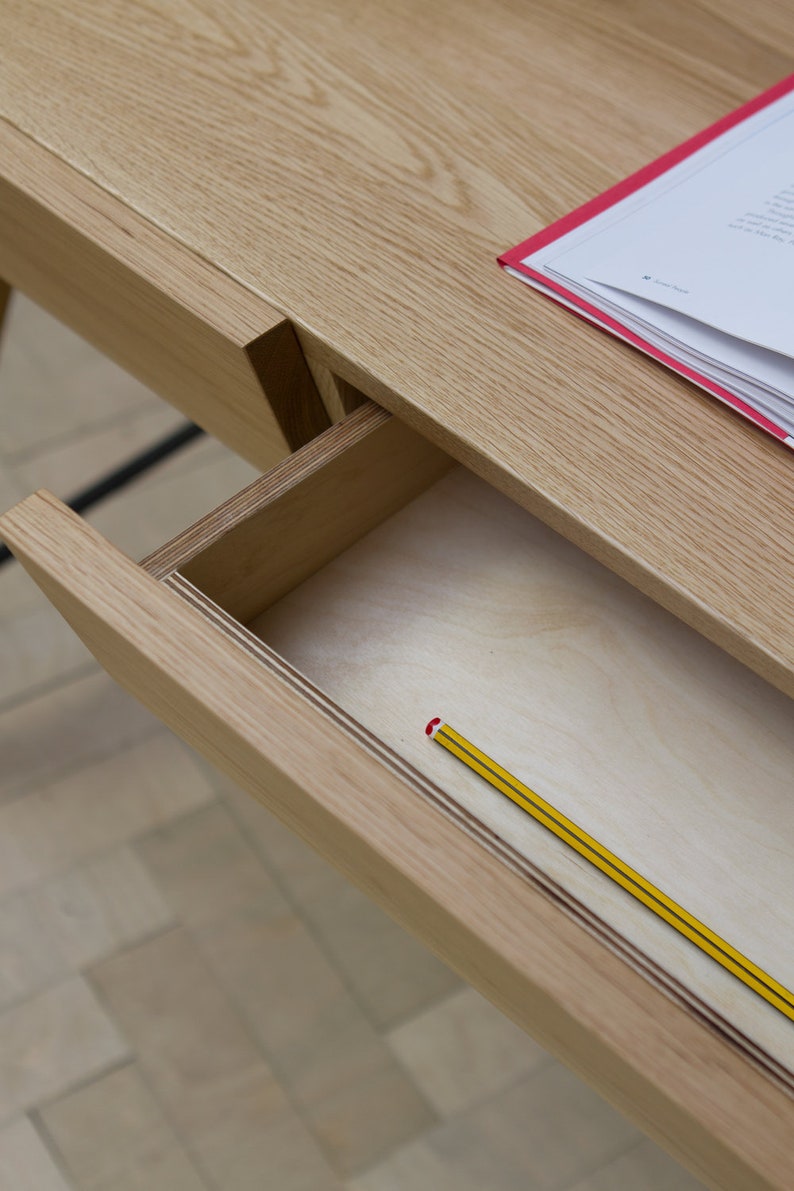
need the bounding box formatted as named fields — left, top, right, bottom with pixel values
left=425, top=717, right=441, bottom=736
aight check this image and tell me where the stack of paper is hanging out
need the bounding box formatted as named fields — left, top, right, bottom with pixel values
left=500, top=76, right=794, bottom=446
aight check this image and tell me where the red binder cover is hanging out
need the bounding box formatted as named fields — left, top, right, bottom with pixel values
left=499, top=74, right=794, bottom=446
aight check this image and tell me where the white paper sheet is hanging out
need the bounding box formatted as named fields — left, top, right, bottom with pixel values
left=545, top=92, right=794, bottom=360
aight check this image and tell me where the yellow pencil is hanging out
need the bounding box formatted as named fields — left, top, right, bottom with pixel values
left=426, top=717, right=794, bottom=1022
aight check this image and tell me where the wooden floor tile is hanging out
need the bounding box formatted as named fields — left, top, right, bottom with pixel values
left=346, top=1138, right=479, bottom=1191
left=0, top=462, right=24, bottom=517
left=0, top=1117, right=72, bottom=1191
left=0, top=671, right=162, bottom=805
left=0, top=735, right=215, bottom=899
left=90, top=928, right=339, bottom=1191
left=426, top=1062, right=640, bottom=1191
left=0, top=848, right=172, bottom=1016
left=29, top=845, right=172, bottom=973
left=293, top=883, right=460, bottom=1033
left=137, top=805, right=436, bottom=1177
left=387, top=987, right=551, bottom=1117
left=136, top=803, right=284, bottom=928
left=10, top=406, right=208, bottom=500
left=222, top=780, right=460, bottom=1028
left=0, top=893, right=65, bottom=1013
left=348, top=1058, right=645, bottom=1191
left=39, top=1064, right=208, bottom=1191
left=566, top=1137, right=706, bottom=1191
left=0, top=578, right=92, bottom=707
left=0, top=978, right=129, bottom=1123
left=197, top=903, right=435, bottom=1174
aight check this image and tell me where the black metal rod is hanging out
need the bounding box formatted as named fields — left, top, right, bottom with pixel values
left=0, top=420, right=205, bottom=566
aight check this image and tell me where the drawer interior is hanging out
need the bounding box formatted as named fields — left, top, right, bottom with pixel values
left=146, top=404, right=794, bottom=1082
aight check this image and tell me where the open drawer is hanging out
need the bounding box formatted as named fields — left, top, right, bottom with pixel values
left=1, top=401, right=792, bottom=1188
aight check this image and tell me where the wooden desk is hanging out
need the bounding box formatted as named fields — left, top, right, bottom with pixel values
left=1, top=3, right=793, bottom=1185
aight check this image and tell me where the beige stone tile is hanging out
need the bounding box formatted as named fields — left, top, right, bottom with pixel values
left=0, top=1116, right=72, bottom=1191
left=90, top=929, right=338, bottom=1191
left=222, top=780, right=460, bottom=1027
left=423, top=1062, right=640, bottom=1191
left=566, top=1137, right=706, bottom=1191
left=387, top=987, right=551, bottom=1117
left=39, top=1064, right=207, bottom=1191
left=0, top=294, right=160, bottom=457
left=137, top=804, right=435, bottom=1175
left=0, top=734, right=215, bottom=899
left=0, top=671, right=161, bottom=804
left=0, top=978, right=128, bottom=1123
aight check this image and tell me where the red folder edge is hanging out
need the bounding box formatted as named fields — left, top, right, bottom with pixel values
left=499, top=74, right=794, bottom=445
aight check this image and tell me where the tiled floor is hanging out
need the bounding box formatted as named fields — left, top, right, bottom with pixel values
left=0, top=292, right=705, bottom=1189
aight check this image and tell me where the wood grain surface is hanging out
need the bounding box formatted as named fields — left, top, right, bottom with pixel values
left=147, top=403, right=794, bottom=1076
left=0, top=122, right=329, bottom=467
left=2, top=0, right=794, bottom=691
left=249, top=464, right=794, bottom=1073
left=0, top=488, right=792, bottom=1189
